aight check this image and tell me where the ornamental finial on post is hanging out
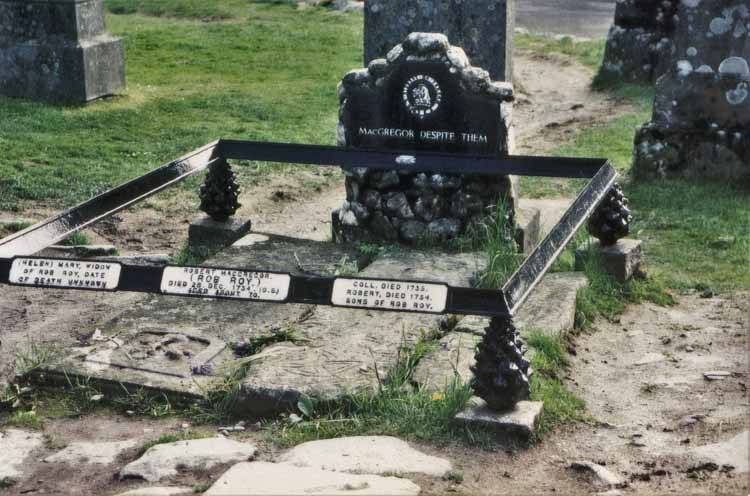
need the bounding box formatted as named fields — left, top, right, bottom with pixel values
left=199, top=158, right=241, bottom=222
left=587, top=183, right=632, bottom=246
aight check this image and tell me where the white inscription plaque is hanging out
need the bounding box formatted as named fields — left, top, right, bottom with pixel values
left=331, top=278, right=448, bottom=313
left=160, top=266, right=290, bottom=302
left=9, top=258, right=121, bottom=290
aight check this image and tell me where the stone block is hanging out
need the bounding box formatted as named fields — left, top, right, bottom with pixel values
left=413, top=331, right=479, bottom=390
left=188, top=217, right=252, bottom=251
left=515, top=272, right=588, bottom=338
left=576, top=239, right=642, bottom=282
left=0, top=0, right=125, bottom=103
left=364, top=0, right=514, bottom=82
left=453, top=398, right=543, bottom=443
left=515, top=205, right=541, bottom=255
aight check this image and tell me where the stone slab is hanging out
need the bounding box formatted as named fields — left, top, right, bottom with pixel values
left=0, top=429, right=44, bottom=481
left=279, top=436, right=452, bottom=477
left=576, top=239, right=642, bottom=282
left=40, top=245, right=118, bottom=258
left=40, top=235, right=367, bottom=400
left=236, top=249, right=485, bottom=416
left=413, top=331, right=480, bottom=390
left=364, top=0, right=514, bottom=82
left=119, top=437, right=257, bottom=482
left=515, top=272, right=589, bottom=338
left=690, top=430, right=749, bottom=474
left=413, top=272, right=586, bottom=390
left=205, top=462, right=421, bottom=496
left=44, top=439, right=139, bottom=465
left=188, top=217, right=252, bottom=251
left=453, top=398, right=543, bottom=443
left=518, top=198, right=573, bottom=239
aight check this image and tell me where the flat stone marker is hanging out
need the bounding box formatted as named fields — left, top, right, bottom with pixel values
left=119, top=437, right=257, bottom=482
left=576, top=239, right=642, bottom=282
left=44, top=439, right=139, bottom=465
left=413, top=272, right=588, bottom=391
left=0, top=429, right=44, bottom=482
left=453, top=398, right=543, bottom=442
left=280, top=436, right=453, bottom=477
left=237, top=249, right=484, bottom=416
left=205, top=462, right=421, bottom=496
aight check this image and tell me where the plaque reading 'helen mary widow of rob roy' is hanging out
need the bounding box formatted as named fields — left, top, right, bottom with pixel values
left=338, top=32, right=514, bottom=156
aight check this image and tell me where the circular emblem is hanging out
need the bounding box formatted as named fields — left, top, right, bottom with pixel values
left=402, top=75, right=442, bottom=119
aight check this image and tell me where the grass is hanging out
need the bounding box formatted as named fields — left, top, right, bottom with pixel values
left=0, top=3, right=362, bottom=211
left=525, top=331, right=589, bottom=437
left=136, top=430, right=211, bottom=457
left=515, top=33, right=605, bottom=71
left=261, top=336, right=497, bottom=449
left=15, top=341, right=60, bottom=376
left=1, top=410, right=45, bottom=430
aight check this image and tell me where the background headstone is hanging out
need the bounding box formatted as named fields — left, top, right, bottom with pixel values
left=599, top=0, right=679, bottom=83
left=0, top=0, right=125, bottom=103
left=633, top=0, right=750, bottom=179
left=334, top=33, right=516, bottom=245
left=364, top=0, right=514, bottom=82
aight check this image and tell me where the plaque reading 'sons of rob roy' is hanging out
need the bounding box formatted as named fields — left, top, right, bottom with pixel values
left=339, top=33, right=514, bottom=157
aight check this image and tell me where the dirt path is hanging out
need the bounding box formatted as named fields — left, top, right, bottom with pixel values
left=5, top=50, right=746, bottom=496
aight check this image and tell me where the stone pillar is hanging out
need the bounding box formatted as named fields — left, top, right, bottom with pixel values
left=364, top=0, right=514, bottom=82
left=633, top=1, right=750, bottom=180
left=0, top=0, right=125, bottom=103
left=599, top=0, right=678, bottom=84
left=334, top=33, right=516, bottom=246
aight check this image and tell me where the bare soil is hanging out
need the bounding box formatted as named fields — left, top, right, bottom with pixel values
left=3, top=52, right=747, bottom=496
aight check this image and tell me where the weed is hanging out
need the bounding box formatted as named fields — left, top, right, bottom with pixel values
left=230, top=326, right=301, bottom=358
left=443, top=469, right=464, bottom=484
left=136, top=430, right=211, bottom=457
left=111, top=385, right=174, bottom=418
left=525, top=332, right=568, bottom=378
left=193, top=482, right=212, bottom=493
left=0, top=478, right=16, bottom=490
left=60, top=231, right=90, bottom=246
left=3, top=410, right=44, bottom=430
left=15, top=341, right=59, bottom=376
left=0, top=221, right=32, bottom=233
left=190, top=360, right=250, bottom=425
left=43, top=433, right=68, bottom=451
left=61, top=374, right=104, bottom=417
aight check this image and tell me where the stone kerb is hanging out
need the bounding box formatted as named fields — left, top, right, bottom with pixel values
left=0, top=0, right=125, bottom=103
left=334, top=32, right=516, bottom=245
left=633, top=0, right=750, bottom=179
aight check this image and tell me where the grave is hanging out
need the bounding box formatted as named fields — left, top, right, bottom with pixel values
left=599, top=0, right=678, bottom=84
left=0, top=31, right=631, bottom=424
left=633, top=0, right=750, bottom=179
left=333, top=33, right=525, bottom=247
left=0, top=0, right=125, bottom=103
left=364, top=1, right=514, bottom=82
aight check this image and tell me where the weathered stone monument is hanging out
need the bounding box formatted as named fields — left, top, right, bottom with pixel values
left=633, top=0, right=750, bottom=179
left=364, top=0, right=514, bottom=82
left=333, top=32, right=518, bottom=245
left=0, top=0, right=125, bottom=103
left=600, top=0, right=678, bottom=83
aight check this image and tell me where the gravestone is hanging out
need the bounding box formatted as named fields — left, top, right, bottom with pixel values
left=334, top=32, right=517, bottom=245
left=364, top=0, right=514, bottom=82
left=599, top=0, right=678, bottom=83
left=0, top=0, right=125, bottom=103
left=633, top=0, right=750, bottom=179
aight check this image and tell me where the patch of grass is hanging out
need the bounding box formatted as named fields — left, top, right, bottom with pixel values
left=0, top=477, right=16, bottom=489
left=61, top=375, right=104, bottom=417
left=2, top=410, right=45, bottom=430
left=15, top=342, right=60, bottom=376
left=59, top=231, right=90, bottom=246
left=111, top=385, right=174, bottom=418
left=526, top=332, right=589, bottom=437
left=574, top=245, right=674, bottom=330
left=514, top=33, right=605, bottom=71
left=105, top=0, right=245, bottom=19
left=0, top=3, right=362, bottom=210
left=264, top=335, right=496, bottom=449
left=137, top=430, right=211, bottom=457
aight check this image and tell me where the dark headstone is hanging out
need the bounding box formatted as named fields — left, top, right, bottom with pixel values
left=364, top=0, right=514, bottom=82
left=599, top=0, right=678, bottom=84
left=633, top=1, right=750, bottom=179
left=335, top=33, right=516, bottom=245
left=0, top=0, right=125, bottom=103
